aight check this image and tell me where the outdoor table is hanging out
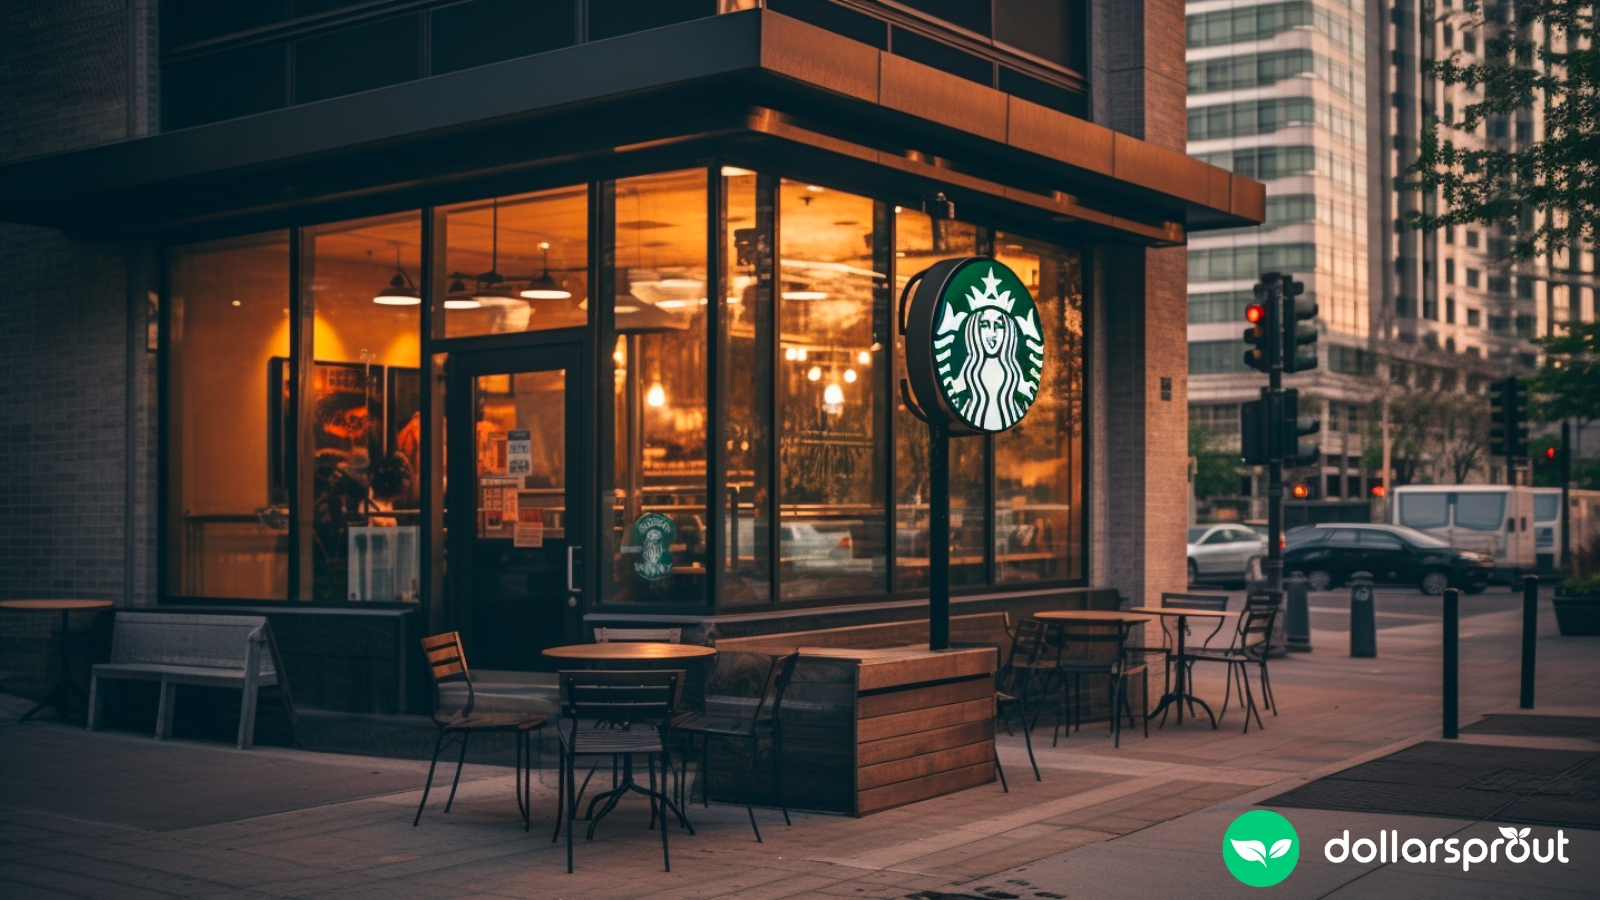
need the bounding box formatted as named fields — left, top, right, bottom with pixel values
left=1127, top=606, right=1231, bottom=729
left=542, top=643, right=717, bottom=664
left=0, top=599, right=114, bottom=723
left=1033, top=610, right=1154, bottom=626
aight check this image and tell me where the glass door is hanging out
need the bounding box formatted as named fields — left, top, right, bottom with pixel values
left=447, top=343, right=585, bottom=670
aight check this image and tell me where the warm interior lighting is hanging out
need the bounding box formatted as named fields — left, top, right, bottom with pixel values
left=373, top=244, right=421, bottom=305
left=784, top=347, right=797, bottom=361
left=823, top=383, right=845, bottom=409
left=646, top=382, right=666, bottom=407
left=782, top=290, right=828, bottom=301
left=796, top=347, right=807, bottom=361
left=520, top=241, right=572, bottom=300
left=721, top=166, right=756, bottom=177
left=807, top=366, right=822, bottom=382
left=656, top=299, right=690, bottom=309
left=857, top=350, right=871, bottom=364
left=844, top=369, right=857, bottom=383
left=806, top=185, right=824, bottom=193
left=443, top=298, right=483, bottom=309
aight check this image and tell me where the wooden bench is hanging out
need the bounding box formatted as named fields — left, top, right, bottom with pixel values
left=87, top=613, right=296, bottom=749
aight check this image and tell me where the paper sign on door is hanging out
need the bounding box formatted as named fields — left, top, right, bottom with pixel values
left=514, top=507, right=544, bottom=548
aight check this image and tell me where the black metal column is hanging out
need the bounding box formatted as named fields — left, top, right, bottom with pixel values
left=929, top=420, right=950, bottom=651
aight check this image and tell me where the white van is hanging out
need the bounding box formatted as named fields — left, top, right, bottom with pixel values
left=1533, top=487, right=1600, bottom=570
left=1390, top=485, right=1535, bottom=580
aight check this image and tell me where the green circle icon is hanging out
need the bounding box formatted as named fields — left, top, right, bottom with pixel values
left=1222, top=810, right=1300, bottom=887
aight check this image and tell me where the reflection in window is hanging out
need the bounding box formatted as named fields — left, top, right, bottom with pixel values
left=168, top=233, right=291, bottom=599
left=439, top=185, right=588, bottom=337
left=778, top=181, right=890, bottom=599
left=610, top=170, right=709, bottom=604
left=720, top=169, right=770, bottom=604
left=994, top=233, right=1083, bottom=582
left=1398, top=493, right=1449, bottom=529
left=1454, top=492, right=1506, bottom=531
left=895, top=212, right=987, bottom=590
left=304, top=212, right=423, bottom=602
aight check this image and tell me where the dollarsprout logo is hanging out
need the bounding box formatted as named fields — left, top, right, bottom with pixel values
left=1223, top=810, right=1300, bottom=887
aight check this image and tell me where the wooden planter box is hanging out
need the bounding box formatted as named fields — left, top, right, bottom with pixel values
left=1552, top=595, right=1600, bottom=636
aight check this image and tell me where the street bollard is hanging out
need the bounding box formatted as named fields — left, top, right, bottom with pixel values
left=1349, top=571, right=1376, bottom=657
left=1285, top=573, right=1313, bottom=652
left=1520, top=574, right=1539, bottom=709
left=1443, top=587, right=1459, bottom=739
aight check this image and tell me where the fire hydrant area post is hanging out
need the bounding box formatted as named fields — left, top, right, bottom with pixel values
left=1349, top=572, right=1376, bottom=658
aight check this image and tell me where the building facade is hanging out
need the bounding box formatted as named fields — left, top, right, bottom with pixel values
left=0, top=1, right=1259, bottom=712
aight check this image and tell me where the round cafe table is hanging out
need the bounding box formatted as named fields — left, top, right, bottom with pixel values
left=0, top=599, right=114, bottom=723
left=1127, top=605, right=1232, bottom=729
left=542, top=642, right=717, bottom=664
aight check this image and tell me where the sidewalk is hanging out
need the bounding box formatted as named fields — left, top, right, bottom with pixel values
left=2, top=588, right=1596, bottom=900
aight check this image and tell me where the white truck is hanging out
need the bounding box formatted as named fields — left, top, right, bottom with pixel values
left=1389, top=485, right=1534, bottom=582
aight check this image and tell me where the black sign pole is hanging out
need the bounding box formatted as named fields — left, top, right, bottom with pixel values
left=929, top=419, right=950, bottom=651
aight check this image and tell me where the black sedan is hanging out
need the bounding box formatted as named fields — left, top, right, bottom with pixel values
left=1282, top=524, right=1494, bottom=594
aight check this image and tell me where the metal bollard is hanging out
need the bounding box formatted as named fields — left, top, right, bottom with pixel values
left=1443, top=587, right=1459, bottom=739
left=1349, top=572, right=1376, bottom=657
left=1285, top=573, right=1313, bottom=652
left=1520, top=574, right=1539, bottom=709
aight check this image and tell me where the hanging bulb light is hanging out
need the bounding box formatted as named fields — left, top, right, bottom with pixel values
left=844, top=368, right=857, bottom=383
left=646, top=382, right=666, bottom=408
left=469, top=197, right=511, bottom=306
left=823, top=382, right=845, bottom=414
left=441, top=275, right=480, bottom=309
left=520, top=241, right=572, bottom=300
left=807, top=366, right=822, bottom=382
left=372, top=243, right=420, bottom=305
left=857, top=350, right=871, bottom=365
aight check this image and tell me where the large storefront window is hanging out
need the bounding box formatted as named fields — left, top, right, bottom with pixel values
left=895, top=212, right=989, bottom=590
left=608, top=169, right=710, bottom=604
left=777, top=180, right=889, bottom=600
left=994, top=233, right=1084, bottom=582
left=439, top=185, right=588, bottom=337
left=167, top=232, right=291, bottom=599
left=303, top=212, right=423, bottom=602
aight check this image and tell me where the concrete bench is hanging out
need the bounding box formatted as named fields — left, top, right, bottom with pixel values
left=87, top=613, right=292, bottom=749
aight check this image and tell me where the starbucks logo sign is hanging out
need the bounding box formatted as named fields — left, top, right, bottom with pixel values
left=629, top=512, right=675, bottom=581
left=902, top=257, right=1043, bottom=434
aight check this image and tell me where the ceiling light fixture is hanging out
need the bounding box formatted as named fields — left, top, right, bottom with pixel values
left=807, top=366, right=822, bottom=382
left=520, top=241, right=572, bottom=300
left=782, top=290, right=828, bottom=301
left=646, top=382, right=666, bottom=408
left=372, top=244, right=420, bottom=306
left=443, top=275, right=481, bottom=309
left=470, top=197, right=512, bottom=306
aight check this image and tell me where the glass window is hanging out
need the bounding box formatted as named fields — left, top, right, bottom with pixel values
left=1399, top=493, right=1449, bottom=529
left=895, top=211, right=985, bottom=591
left=1534, top=493, right=1559, bottom=522
left=303, top=212, right=424, bottom=603
left=720, top=168, right=770, bottom=604
left=430, top=0, right=577, bottom=76
left=1359, top=531, right=1404, bottom=549
left=438, top=185, right=589, bottom=338
left=168, top=232, right=291, bottom=599
left=294, top=15, right=422, bottom=105
left=1454, top=492, right=1506, bottom=531
left=1202, top=530, right=1230, bottom=545
left=994, top=233, right=1083, bottom=582
left=609, top=169, right=710, bottom=604
left=780, top=181, right=890, bottom=599
left=1324, top=528, right=1361, bottom=547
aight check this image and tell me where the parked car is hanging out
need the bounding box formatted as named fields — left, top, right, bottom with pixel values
left=1187, top=524, right=1269, bottom=585
left=1283, top=523, right=1493, bottom=594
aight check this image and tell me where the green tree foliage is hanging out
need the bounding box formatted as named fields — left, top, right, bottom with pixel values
left=1411, top=2, right=1600, bottom=260
left=1529, top=320, right=1600, bottom=422
left=1189, top=423, right=1241, bottom=500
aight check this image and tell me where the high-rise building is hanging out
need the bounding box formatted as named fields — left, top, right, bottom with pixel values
left=1185, top=0, right=1374, bottom=503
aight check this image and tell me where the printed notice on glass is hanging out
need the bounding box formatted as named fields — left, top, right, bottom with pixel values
left=507, top=430, right=531, bottom=478
left=514, top=508, right=544, bottom=548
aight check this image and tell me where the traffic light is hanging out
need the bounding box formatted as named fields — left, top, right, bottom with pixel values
left=1241, top=395, right=1271, bottom=465
left=1279, top=275, right=1319, bottom=372
left=1533, top=436, right=1564, bottom=486
left=1291, top=483, right=1310, bottom=499
left=1243, top=285, right=1273, bottom=373
left=1489, top=377, right=1529, bottom=459
left=1281, top=388, right=1320, bottom=464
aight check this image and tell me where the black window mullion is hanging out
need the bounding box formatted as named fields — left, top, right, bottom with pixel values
left=289, top=225, right=314, bottom=602
left=594, top=179, right=618, bottom=607
left=757, top=173, right=779, bottom=608
left=419, top=207, right=442, bottom=631
left=707, top=164, right=725, bottom=612
left=875, top=199, right=897, bottom=593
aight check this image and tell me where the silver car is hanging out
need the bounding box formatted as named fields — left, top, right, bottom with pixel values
left=1187, top=524, right=1268, bottom=585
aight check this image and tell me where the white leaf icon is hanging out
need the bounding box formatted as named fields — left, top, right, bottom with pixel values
left=1269, top=839, right=1293, bottom=859
left=1499, top=826, right=1520, bottom=840
left=1519, top=828, right=1531, bottom=839
left=1232, top=839, right=1269, bottom=866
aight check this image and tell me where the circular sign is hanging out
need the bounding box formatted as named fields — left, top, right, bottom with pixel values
left=1222, top=809, right=1300, bottom=887
left=902, top=257, right=1043, bottom=435
left=629, top=512, right=675, bottom=581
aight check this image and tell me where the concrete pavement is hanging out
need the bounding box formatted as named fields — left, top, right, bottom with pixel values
left=1, top=588, right=1595, bottom=900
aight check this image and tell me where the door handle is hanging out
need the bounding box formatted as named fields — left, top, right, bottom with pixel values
left=567, top=545, right=579, bottom=593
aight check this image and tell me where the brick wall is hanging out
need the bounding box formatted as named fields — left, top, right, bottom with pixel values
left=0, top=1, right=158, bottom=700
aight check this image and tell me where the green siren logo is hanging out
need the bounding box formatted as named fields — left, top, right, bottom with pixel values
left=902, top=258, right=1042, bottom=435
left=1223, top=810, right=1300, bottom=887
left=630, top=512, right=675, bottom=581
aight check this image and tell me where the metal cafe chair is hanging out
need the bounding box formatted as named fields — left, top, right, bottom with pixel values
left=670, top=651, right=800, bottom=842
left=1125, top=592, right=1230, bottom=701
left=554, top=669, right=692, bottom=873
left=413, top=632, right=548, bottom=830
left=1045, top=620, right=1149, bottom=749
left=1183, top=602, right=1278, bottom=733
left=1000, top=617, right=1057, bottom=738
left=956, top=615, right=1039, bottom=786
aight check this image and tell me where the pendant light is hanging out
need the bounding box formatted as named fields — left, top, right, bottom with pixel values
left=520, top=241, right=572, bottom=300
left=372, top=243, right=420, bottom=306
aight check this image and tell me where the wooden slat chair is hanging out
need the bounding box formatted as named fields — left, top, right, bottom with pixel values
left=594, top=627, right=682, bottom=643
left=670, top=651, right=800, bottom=842
left=413, top=632, right=548, bottom=830
left=555, top=669, right=691, bottom=873
left=1184, top=600, right=1279, bottom=733
left=88, top=613, right=296, bottom=750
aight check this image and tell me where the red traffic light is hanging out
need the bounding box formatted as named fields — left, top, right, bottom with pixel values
left=1546, top=446, right=1558, bottom=460
left=1245, top=304, right=1265, bottom=324
left=1292, top=484, right=1309, bottom=498
left=1371, top=485, right=1386, bottom=498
